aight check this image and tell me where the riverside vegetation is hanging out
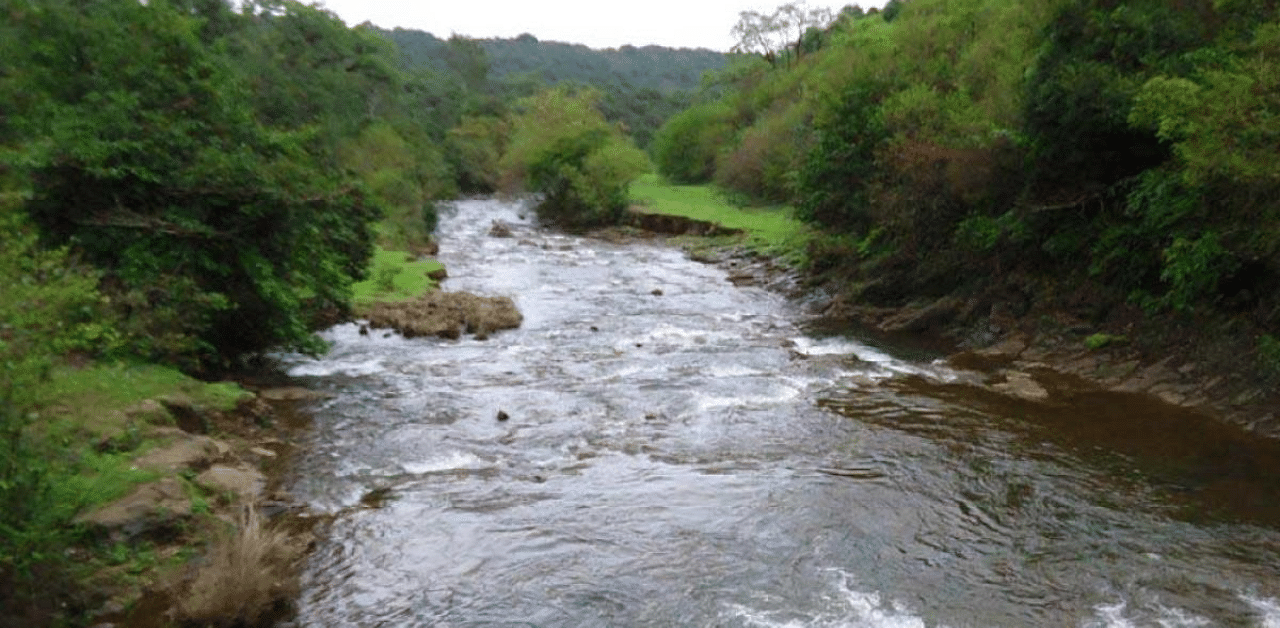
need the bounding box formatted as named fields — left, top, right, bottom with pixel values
left=6, top=0, right=1280, bottom=624
left=648, top=0, right=1280, bottom=425
left=0, top=0, right=704, bottom=624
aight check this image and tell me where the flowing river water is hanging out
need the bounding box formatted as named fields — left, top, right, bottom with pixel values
left=278, top=199, right=1280, bottom=627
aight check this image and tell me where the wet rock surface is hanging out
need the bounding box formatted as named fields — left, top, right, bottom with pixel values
left=359, top=290, right=522, bottom=340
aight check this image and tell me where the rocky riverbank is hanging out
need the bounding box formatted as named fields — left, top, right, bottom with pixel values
left=80, top=386, right=326, bottom=628
left=614, top=216, right=1280, bottom=441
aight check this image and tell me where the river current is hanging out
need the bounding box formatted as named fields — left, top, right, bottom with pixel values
left=278, top=199, right=1280, bottom=627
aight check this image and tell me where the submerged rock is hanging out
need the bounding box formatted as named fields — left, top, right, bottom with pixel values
left=361, top=291, right=523, bottom=340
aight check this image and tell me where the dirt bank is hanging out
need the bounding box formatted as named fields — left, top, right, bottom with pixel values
left=83, top=384, right=325, bottom=628
left=358, top=290, right=522, bottom=340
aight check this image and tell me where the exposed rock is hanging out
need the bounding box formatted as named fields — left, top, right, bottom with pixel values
left=496, top=410, right=510, bottom=422
left=489, top=220, right=514, bottom=237
left=427, top=267, right=448, bottom=281
left=158, top=395, right=206, bottom=434
left=361, top=290, right=522, bottom=340
left=131, top=432, right=230, bottom=473
left=258, top=387, right=332, bottom=402
left=412, top=240, right=440, bottom=256
left=626, top=209, right=743, bottom=236
left=651, top=288, right=664, bottom=296
left=990, top=371, right=1051, bottom=402
left=976, top=334, right=1030, bottom=360
left=195, top=464, right=266, bottom=501
left=74, top=477, right=193, bottom=539
left=880, top=296, right=964, bottom=334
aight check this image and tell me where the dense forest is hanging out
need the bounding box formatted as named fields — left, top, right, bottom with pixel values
left=0, top=0, right=684, bottom=620
left=380, top=29, right=727, bottom=148
left=6, top=0, right=1280, bottom=621
left=652, top=0, right=1280, bottom=376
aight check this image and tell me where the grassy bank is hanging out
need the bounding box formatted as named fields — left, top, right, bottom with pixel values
left=5, top=361, right=257, bottom=626
left=629, top=174, right=811, bottom=265
left=351, top=247, right=446, bottom=305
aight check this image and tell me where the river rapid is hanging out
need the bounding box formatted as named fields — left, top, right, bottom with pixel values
left=278, top=198, right=1280, bottom=627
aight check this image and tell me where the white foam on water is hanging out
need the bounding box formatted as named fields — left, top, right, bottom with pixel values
left=1082, top=600, right=1211, bottom=628
left=1243, top=595, right=1280, bottom=628
left=706, top=364, right=766, bottom=378
left=286, top=357, right=386, bottom=378
left=724, top=571, right=933, bottom=628
left=694, top=384, right=802, bottom=411
left=401, top=451, right=485, bottom=475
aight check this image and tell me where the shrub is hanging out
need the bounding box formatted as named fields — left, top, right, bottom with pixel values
left=650, top=101, right=736, bottom=184
left=502, top=87, right=650, bottom=228
left=177, top=507, right=303, bottom=627
left=713, top=106, right=810, bottom=204
left=795, top=82, right=888, bottom=230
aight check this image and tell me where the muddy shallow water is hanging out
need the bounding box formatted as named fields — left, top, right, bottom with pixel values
left=278, top=199, right=1280, bottom=627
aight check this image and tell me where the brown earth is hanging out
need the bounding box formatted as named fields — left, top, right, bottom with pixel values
left=358, top=290, right=522, bottom=340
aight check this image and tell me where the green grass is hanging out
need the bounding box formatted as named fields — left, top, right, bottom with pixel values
left=351, top=247, right=445, bottom=304
left=629, top=173, right=811, bottom=264
left=33, top=362, right=250, bottom=440
left=21, top=362, right=253, bottom=520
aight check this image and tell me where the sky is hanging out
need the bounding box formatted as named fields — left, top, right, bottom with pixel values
left=314, top=0, right=888, bottom=52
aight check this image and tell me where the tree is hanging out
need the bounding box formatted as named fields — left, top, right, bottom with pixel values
left=732, top=2, right=835, bottom=67
left=2, top=0, right=382, bottom=367
left=501, top=87, right=650, bottom=228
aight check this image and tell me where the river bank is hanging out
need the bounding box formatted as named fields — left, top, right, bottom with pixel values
left=626, top=178, right=1279, bottom=440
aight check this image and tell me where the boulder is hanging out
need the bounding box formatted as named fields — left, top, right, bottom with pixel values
left=489, top=220, right=514, bottom=237
left=195, top=464, right=266, bottom=501
left=74, top=478, right=192, bottom=539
left=258, top=387, right=332, bottom=402
left=990, top=371, right=1050, bottom=402
left=880, top=296, right=964, bottom=334
left=131, top=433, right=230, bottom=473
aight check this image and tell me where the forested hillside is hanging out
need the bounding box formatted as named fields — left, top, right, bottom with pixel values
left=381, top=28, right=727, bottom=147
left=653, top=0, right=1280, bottom=380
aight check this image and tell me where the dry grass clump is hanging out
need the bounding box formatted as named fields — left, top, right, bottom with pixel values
left=175, top=507, right=304, bottom=627
left=360, top=290, right=522, bottom=340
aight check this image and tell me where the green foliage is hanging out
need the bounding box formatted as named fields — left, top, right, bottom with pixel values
left=0, top=201, right=106, bottom=609
left=1084, top=333, right=1127, bottom=350
left=351, top=248, right=444, bottom=304
left=1258, top=334, right=1280, bottom=380
left=1129, top=27, right=1280, bottom=187
left=954, top=211, right=1028, bottom=253
left=503, top=88, right=650, bottom=228
left=3, top=0, right=384, bottom=367
left=446, top=115, right=510, bottom=193
left=650, top=102, right=736, bottom=184
left=338, top=121, right=449, bottom=250
left=1159, top=232, right=1237, bottom=312
left=715, top=104, right=812, bottom=204
left=795, top=82, right=888, bottom=230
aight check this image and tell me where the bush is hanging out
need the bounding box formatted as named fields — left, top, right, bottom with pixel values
left=6, top=0, right=382, bottom=367
left=795, top=82, right=888, bottom=230
left=713, top=106, right=810, bottom=204
left=502, top=87, right=650, bottom=228
left=650, top=101, right=736, bottom=184
left=0, top=200, right=106, bottom=617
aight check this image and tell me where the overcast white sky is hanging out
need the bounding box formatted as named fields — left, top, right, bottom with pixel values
left=314, top=0, right=887, bottom=52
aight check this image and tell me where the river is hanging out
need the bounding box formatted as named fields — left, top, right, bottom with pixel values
left=277, top=198, right=1280, bottom=627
